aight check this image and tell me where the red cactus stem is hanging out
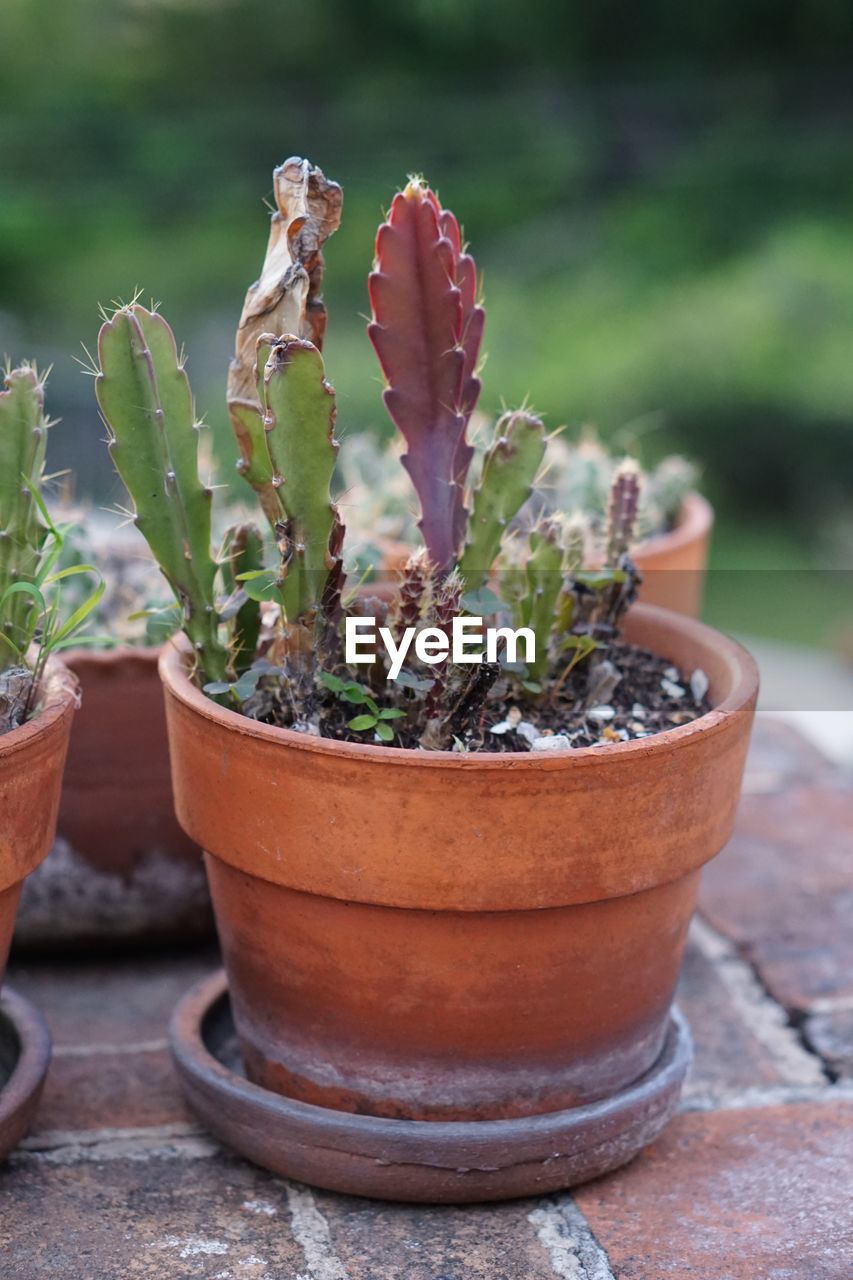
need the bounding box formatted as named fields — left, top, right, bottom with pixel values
left=368, top=180, right=484, bottom=573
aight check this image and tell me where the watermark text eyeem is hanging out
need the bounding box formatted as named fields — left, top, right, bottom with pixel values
left=345, top=616, right=535, bottom=680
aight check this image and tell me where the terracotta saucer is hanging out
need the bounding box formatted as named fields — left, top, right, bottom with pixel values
left=0, top=986, right=51, bottom=1162
left=170, top=969, right=692, bottom=1203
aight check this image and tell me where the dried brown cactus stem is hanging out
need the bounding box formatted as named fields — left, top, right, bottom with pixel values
left=227, top=158, right=342, bottom=504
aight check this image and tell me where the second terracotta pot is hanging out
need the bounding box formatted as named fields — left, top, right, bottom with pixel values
left=0, top=660, right=78, bottom=984
left=14, top=647, right=211, bottom=951
left=160, top=604, right=756, bottom=1123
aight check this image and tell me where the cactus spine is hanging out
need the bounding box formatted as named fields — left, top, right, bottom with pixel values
left=0, top=364, right=47, bottom=668
left=459, top=409, right=546, bottom=591
left=95, top=304, right=227, bottom=682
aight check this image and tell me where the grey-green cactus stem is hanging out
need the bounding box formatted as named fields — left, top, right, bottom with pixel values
left=525, top=517, right=565, bottom=680
left=459, top=409, right=546, bottom=592
left=95, top=304, right=227, bottom=682
left=0, top=364, right=47, bottom=668
left=554, top=514, right=589, bottom=636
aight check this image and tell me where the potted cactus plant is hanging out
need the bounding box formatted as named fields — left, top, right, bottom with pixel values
left=95, top=158, right=757, bottom=1201
left=0, top=363, right=98, bottom=1158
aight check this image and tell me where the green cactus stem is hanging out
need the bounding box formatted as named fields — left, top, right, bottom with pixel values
left=459, top=409, right=546, bottom=592
left=219, top=523, right=264, bottom=676
left=261, top=337, right=341, bottom=629
left=0, top=364, right=48, bottom=667
left=95, top=304, right=227, bottom=682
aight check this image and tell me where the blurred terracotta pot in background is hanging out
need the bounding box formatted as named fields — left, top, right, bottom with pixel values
left=14, top=647, right=211, bottom=952
left=633, top=492, right=714, bottom=618
left=377, top=492, right=714, bottom=617
left=161, top=604, right=756, bottom=1139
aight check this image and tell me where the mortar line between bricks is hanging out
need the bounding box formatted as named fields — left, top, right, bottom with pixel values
left=690, top=914, right=827, bottom=1087
left=18, top=1121, right=206, bottom=1151
left=285, top=1182, right=350, bottom=1280
left=9, top=1121, right=220, bottom=1167
left=528, top=1194, right=616, bottom=1280
left=52, top=1038, right=170, bottom=1057
left=808, top=993, right=853, bottom=1015
left=682, top=1079, right=853, bottom=1112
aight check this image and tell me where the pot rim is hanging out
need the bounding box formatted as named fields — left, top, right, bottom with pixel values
left=61, top=642, right=160, bottom=670
left=0, top=655, right=79, bottom=762
left=159, top=602, right=758, bottom=771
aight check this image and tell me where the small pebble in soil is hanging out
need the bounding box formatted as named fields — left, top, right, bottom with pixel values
left=690, top=668, right=710, bottom=703
left=587, top=704, right=616, bottom=723
left=531, top=734, right=572, bottom=751
left=660, top=678, right=686, bottom=699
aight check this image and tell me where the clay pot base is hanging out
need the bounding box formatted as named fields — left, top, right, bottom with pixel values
left=0, top=986, right=51, bottom=1162
left=170, top=970, right=693, bottom=1203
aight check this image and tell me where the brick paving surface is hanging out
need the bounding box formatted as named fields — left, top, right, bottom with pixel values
left=1, top=715, right=852, bottom=1279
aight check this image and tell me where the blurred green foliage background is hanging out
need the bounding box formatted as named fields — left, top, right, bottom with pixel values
left=1, top=0, right=852, bottom=642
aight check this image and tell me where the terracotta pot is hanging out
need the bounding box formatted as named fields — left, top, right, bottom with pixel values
left=14, top=646, right=211, bottom=951
left=633, top=492, right=713, bottom=618
left=160, top=604, right=756, bottom=1125
left=0, top=659, right=78, bottom=985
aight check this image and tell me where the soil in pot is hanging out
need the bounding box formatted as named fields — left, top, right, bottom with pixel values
left=281, top=639, right=712, bottom=751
